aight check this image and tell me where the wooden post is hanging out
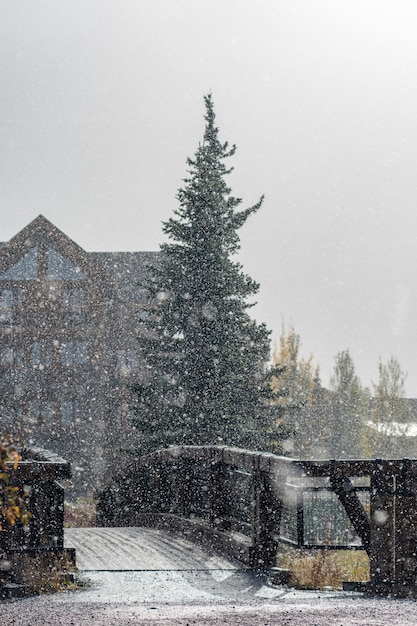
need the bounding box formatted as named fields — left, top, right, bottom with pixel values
left=28, top=480, right=42, bottom=548
left=296, top=486, right=304, bottom=547
left=177, top=456, right=192, bottom=518
left=249, top=455, right=276, bottom=569
left=209, top=457, right=231, bottom=531
left=255, top=468, right=279, bottom=569
left=41, top=480, right=65, bottom=549
left=249, top=455, right=263, bottom=567
left=151, top=458, right=164, bottom=514
left=394, top=459, right=417, bottom=589
left=369, top=461, right=396, bottom=592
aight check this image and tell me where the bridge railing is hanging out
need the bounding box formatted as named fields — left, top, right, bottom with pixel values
left=279, top=476, right=369, bottom=549
left=96, top=446, right=417, bottom=595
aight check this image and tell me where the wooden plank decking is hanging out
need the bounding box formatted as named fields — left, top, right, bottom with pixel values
left=64, top=527, right=238, bottom=572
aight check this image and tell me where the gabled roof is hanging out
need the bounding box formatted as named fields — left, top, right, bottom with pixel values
left=0, top=215, right=85, bottom=265
left=0, top=215, right=115, bottom=297
left=0, top=215, right=160, bottom=302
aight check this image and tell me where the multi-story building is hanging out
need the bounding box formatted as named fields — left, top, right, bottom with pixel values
left=0, top=215, right=158, bottom=496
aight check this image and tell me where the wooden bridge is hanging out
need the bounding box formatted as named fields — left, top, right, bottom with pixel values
left=64, top=526, right=238, bottom=572
left=4, top=446, right=417, bottom=597
left=96, top=445, right=417, bottom=597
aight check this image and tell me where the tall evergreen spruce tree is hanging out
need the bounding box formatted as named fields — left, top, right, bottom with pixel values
left=133, top=95, right=274, bottom=454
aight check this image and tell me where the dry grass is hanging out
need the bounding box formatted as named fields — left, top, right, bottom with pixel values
left=278, top=547, right=370, bottom=590
left=64, top=495, right=96, bottom=527
left=15, top=551, right=82, bottom=594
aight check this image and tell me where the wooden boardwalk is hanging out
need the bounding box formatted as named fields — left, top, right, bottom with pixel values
left=64, top=527, right=238, bottom=572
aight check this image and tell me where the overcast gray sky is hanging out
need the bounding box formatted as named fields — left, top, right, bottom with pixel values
left=2, top=0, right=417, bottom=394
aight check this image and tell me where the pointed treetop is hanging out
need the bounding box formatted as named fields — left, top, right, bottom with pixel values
left=201, top=93, right=236, bottom=159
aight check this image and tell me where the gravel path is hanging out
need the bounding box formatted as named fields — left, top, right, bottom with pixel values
left=1, top=528, right=417, bottom=625
left=2, top=583, right=417, bottom=626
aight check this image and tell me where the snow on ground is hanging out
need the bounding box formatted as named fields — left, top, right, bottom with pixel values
left=2, top=527, right=417, bottom=625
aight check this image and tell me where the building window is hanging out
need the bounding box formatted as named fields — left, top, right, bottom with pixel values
left=31, top=340, right=53, bottom=368
left=62, top=287, right=86, bottom=324
left=0, top=247, right=38, bottom=280
left=117, top=349, right=138, bottom=374
left=27, top=400, right=56, bottom=426
left=0, top=346, right=24, bottom=367
left=0, top=288, right=24, bottom=324
left=60, top=341, right=89, bottom=365
left=47, top=248, right=86, bottom=280
left=60, top=400, right=80, bottom=425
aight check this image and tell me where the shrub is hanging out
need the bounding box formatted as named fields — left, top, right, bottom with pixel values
left=16, top=552, right=80, bottom=594
left=64, top=495, right=96, bottom=527
left=0, top=434, right=30, bottom=532
left=279, top=547, right=369, bottom=590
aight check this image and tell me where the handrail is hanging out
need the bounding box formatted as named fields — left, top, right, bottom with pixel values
left=96, top=445, right=417, bottom=595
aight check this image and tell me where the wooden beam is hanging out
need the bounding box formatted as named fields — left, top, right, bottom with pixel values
left=329, top=464, right=371, bottom=554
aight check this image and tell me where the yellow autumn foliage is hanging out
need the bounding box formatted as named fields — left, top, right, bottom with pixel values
left=0, top=434, right=30, bottom=531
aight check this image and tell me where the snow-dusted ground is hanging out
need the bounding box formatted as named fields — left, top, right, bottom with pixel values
left=2, top=527, right=417, bottom=625
left=3, top=579, right=417, bottom=626
left=64, top=526, right=238, bottom=571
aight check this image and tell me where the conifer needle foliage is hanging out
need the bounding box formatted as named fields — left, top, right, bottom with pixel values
left=133, top=95, right=278, bottom=453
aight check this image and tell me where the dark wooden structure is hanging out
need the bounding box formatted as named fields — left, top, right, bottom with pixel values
left=96, top=446, right=417, bottom=596
left=0, top=447, right=73, bottom=594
